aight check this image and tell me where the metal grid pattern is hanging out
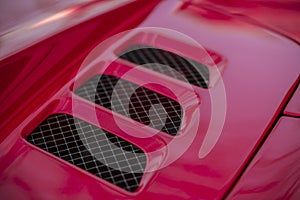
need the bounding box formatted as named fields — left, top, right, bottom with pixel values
left=27, top=114, right=146, bottom=192
left=75, top=75, right=182, bottom=136
left=119, top=45, right=209, bottom=88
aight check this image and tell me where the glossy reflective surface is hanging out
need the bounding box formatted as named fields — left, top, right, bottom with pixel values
left=227, top=117, right=300, bottom=199
left=0, top=0, right=300, bottom=199
left=185, top=0, right=300, bottom=43
left=285, top=84, right=300, bottom=117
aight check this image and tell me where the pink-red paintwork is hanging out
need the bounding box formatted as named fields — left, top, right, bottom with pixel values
left=0, top=0, right=300, bottom=199
left=284, top=84, right=300, bottom=117
left=227, top=117, right=300, bottom=200
left=186, top=0, right=300, bottom=44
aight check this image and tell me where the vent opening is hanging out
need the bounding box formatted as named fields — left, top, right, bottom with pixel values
left=27, top=114, right=146, bottom=192
left=119, top=45, right=209, bottom=88
left=75, top=75, right=182, bottom=136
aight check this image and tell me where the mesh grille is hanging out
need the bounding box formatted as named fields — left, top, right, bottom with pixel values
left=75, top=75, right=182, bottom=136
left=119, top=45, right=209, bottom=88
left=27, top=114, right=146, bottom=192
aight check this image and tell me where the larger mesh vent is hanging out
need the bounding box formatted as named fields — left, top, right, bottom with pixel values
left=27, top=114, right=146, bottom=192
left=119, top=45, right=209, bottom=88
left=75, top=75, right=182, bottom=136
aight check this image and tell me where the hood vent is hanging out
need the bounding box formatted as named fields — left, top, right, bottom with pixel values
left=27, top=114, right=146, bottom=192
left=119, top=45, right=209, bottom=88
left=75, top=74, right=182, bottom=136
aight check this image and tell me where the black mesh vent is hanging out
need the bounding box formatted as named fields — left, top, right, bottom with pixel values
left=119, top=45, right=209, bottom=88
left=27, top=114, right=146, bottom=192
left=75, top=75, right=182, bottom=136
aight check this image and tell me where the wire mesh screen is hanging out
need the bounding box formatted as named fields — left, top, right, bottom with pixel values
left=119, top=45, right=209, bottom=88
left=27, top=114, right=146, bottom=192
left=75, top=75, right=182, bottom=136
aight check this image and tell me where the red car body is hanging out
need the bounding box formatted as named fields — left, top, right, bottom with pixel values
left=0, top=0, right=299, bottom=199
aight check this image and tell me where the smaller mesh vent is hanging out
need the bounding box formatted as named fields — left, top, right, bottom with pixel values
left=119, top=45, right=209, bottom=88
left=75, top=75, right=182, bottom=136
left=27, top=114, right=146, bottom=192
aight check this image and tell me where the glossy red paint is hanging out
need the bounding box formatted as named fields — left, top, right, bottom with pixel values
left=284, top=84, right=300, bottom=117
left=0, top=0, right=300, bottom=199
left=227, top=117, right=300, bottom=199
left=186, top=0, right=300, bottom=43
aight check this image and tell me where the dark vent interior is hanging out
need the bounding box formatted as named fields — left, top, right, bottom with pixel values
left=75, top=75, right=182, bottom=136
left=27, top=114, right=146, bottom=192
left=119, top=45, right=209, bottom=88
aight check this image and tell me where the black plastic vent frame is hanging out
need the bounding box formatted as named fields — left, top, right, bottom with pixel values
left=27, top=114, right=146, bottom=192
left=119, top=45, right=209, bottom=88
left=75, top=75, right=182, bottom=136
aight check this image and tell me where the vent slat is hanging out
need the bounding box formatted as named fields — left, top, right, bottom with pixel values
left=119, top=46, right=209, bottom=88
left=27, top=114, right=146, bottom=192
left=75, top=75, right=182, bottom=136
